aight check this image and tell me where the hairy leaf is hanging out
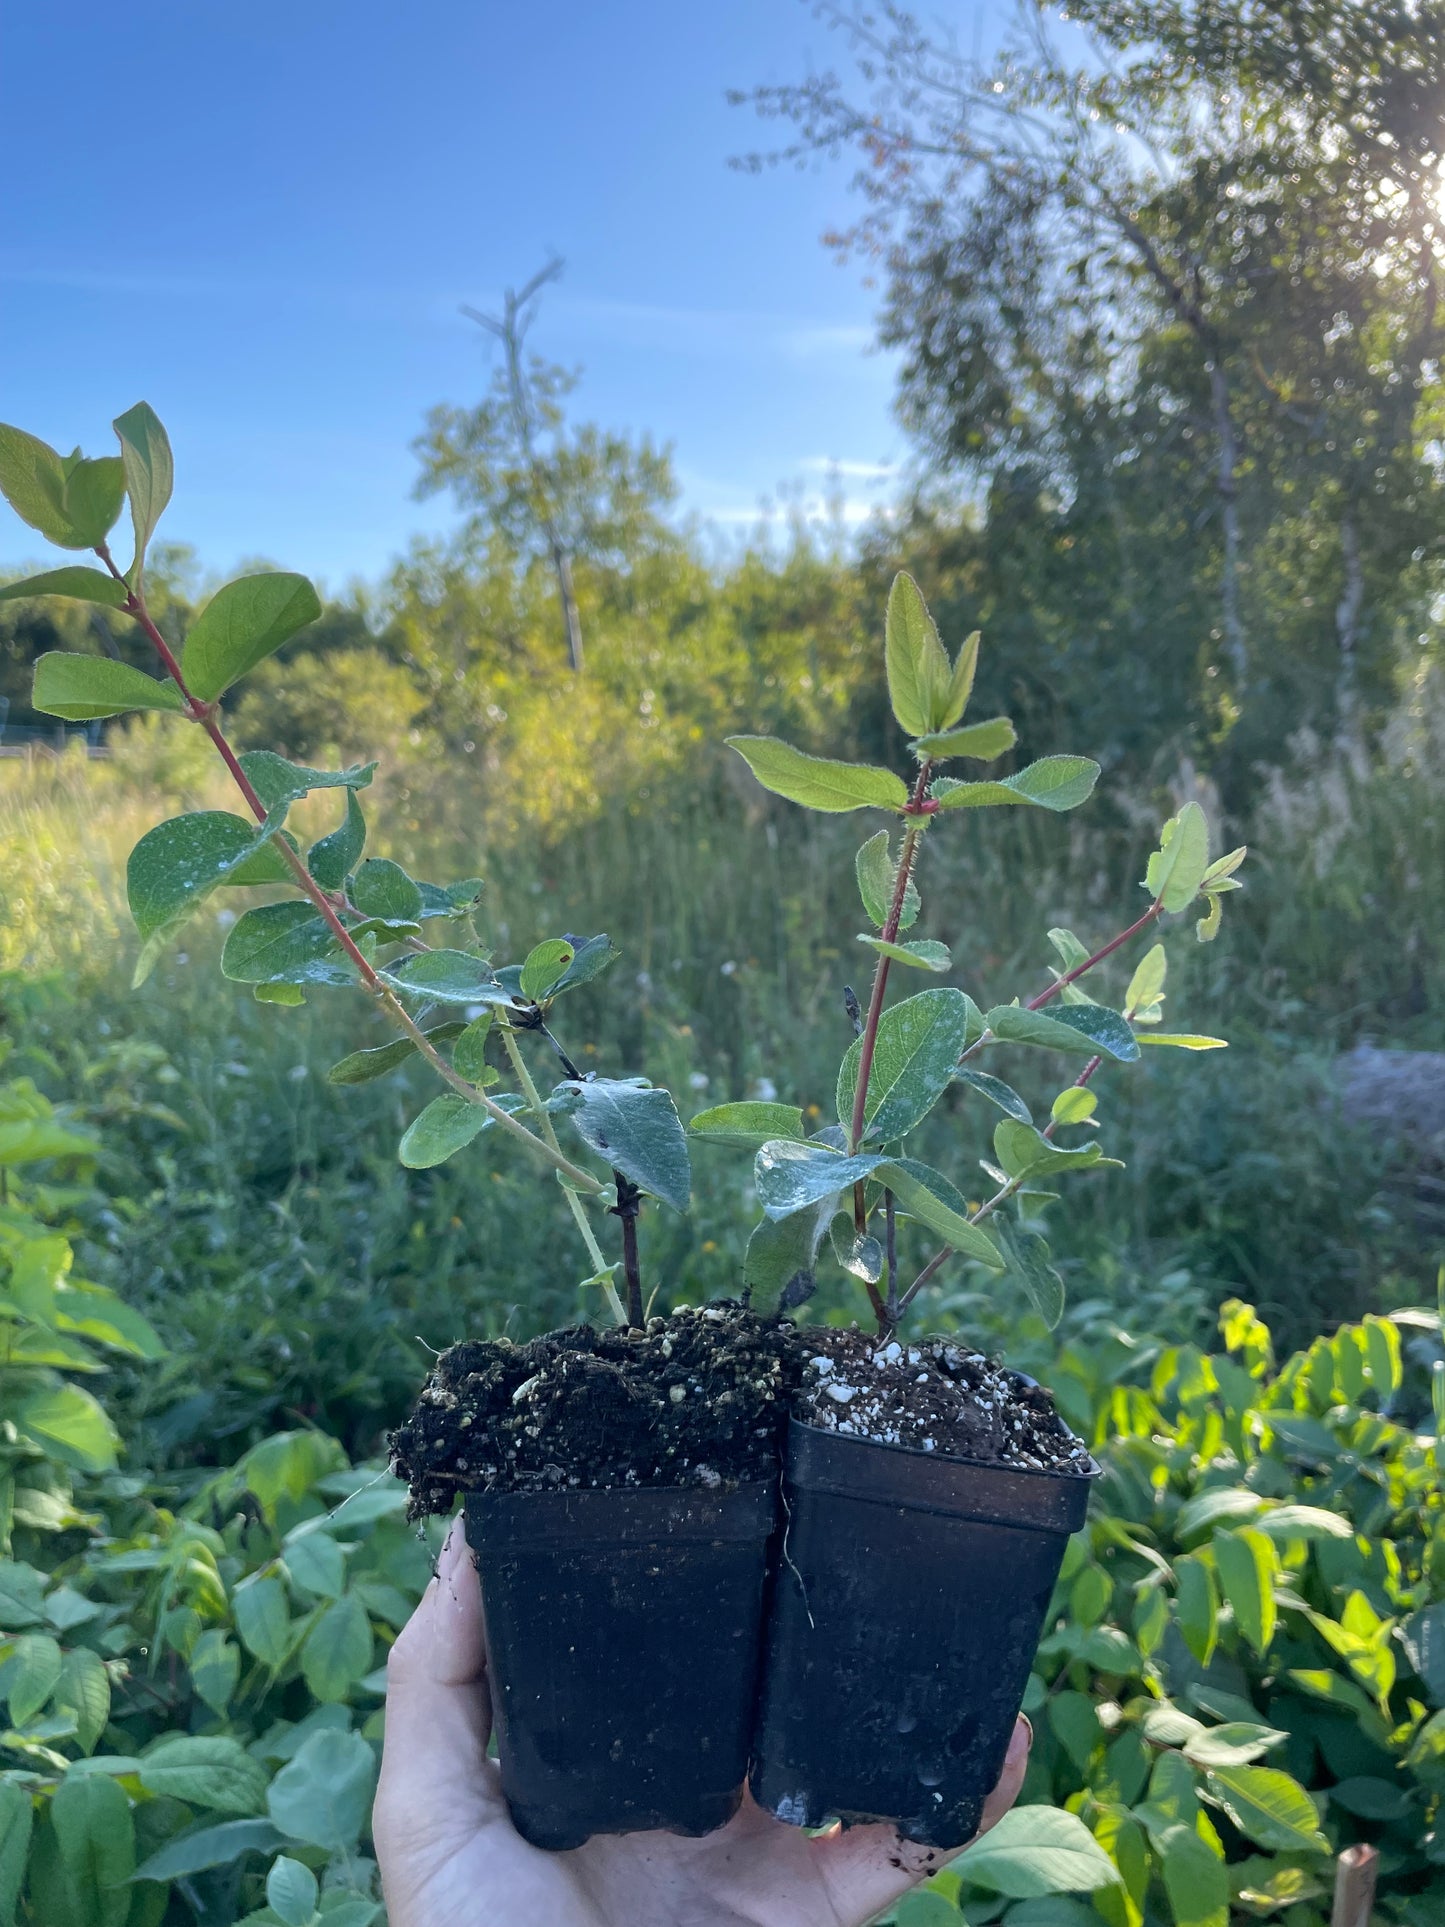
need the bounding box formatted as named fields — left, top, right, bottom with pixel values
left=1145, top=802, right=1211, bottom=911
left=931, top=756, right=1100, bottom=813
left=836, top=988, right=978, bottom=1143
left=885, top=570, right=953, bottom=736
left=550, top=1078, right=690, bottom=1210
left=727, top=735, right=909, bottom=813
left=857, top=935, right=952, bottom=971
left=910, top=716, right=1017, bottom=761
left=953, top=1068, right=1033, bottom=1122
left=985, top=1002, right=1140, bottom=1062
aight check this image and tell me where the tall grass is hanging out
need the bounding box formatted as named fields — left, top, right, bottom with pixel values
left=2, top=671, right=1440, bottom=1462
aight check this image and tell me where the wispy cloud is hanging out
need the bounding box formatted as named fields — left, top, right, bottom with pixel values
left=798, top=455, right=898, bottom=480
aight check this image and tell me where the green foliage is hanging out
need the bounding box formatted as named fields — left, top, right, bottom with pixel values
left=883, top=1296, right=1445, bottom=1927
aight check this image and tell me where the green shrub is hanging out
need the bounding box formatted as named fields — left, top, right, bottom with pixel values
left=892, top=1296, right=1445, bottom=1927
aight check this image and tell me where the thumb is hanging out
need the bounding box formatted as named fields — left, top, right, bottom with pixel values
left=374, top=1514, right=502, bottom=1863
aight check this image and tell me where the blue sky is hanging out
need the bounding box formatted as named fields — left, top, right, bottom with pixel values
left=1, top=2, right=997, bottom=590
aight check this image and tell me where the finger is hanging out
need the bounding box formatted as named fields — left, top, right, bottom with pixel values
left=374, top=1514, right=501, bottom=1859
left=810, top=1715, right=1033, bottom=1926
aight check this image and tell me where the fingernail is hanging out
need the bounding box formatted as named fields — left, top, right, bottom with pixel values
left=1007, top=1714, right=1032, bottom=1766
left=438, top=1513, right=467, bottom=1583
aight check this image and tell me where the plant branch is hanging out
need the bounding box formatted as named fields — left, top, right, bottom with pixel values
left=501, top=1025, right=626, bottom=1323
left=897, top=1054, right=1107, bottom=1318
left=611, top=1175, right=644, bottom=1328
left=99, top=545, right=602, bottom=1194
left=1026, top=900, right=1165, bottom=1012
left=956, top=896, right=1165, bottom=1068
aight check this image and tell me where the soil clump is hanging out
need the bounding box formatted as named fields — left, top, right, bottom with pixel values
left=789, top=1326, right=1093, bottom=1475
left=391, top=1305, right=799, bottom=1514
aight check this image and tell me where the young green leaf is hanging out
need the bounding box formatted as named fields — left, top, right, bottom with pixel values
left=994, top=1216, right=1067, bottom=1327
left=941, top=628, right=980, bottom=729
left=0, top=424, right=75, bottom=546
left=688, top=1101, right=806, bottom=1149
left=856, top=935, right=952, bottom=971
left=855, top=829, right=893, bottom=926
left=953, top=1068, right=1033, bottom=1123
left=550, top=1078, right=690, bottom=1211
left=993, top=1119, right=1115, bottom=1181
left=1051, top=1086, right=1098, bottom=1126
left=308, top=790, right=367, bottom=889
left=910, top=716, right=1016, bottom=761
left=1137, top=1032, right=1228, bottom=1050
left=930, top=755, right=1100, bottom=813
left=33, top=652, right=185, bottom=722
left=112, top=402, right=173, bottom=577
left=127, top=810, right=279, bottom=982
left=1125, top=942, right=1167, bottom=1021
left=266, top=1856, right=320, bottom=1927
left=879, top=1157, right=1005, bottom=1269
left=519, top=938, right=576, bottom=1002
left=543, top=930, right=618, bottom=995
left=221, top=902, right=353, bottom=988
left=59, top=452, right=127, bottom=549
left=1144, top=801, right=1211, bottom=912
left=830, top=1218, right=884, bottom=1284
left=755, top=1139, right=887, bottom=1218
left=350, top=857, right=423, bottom=924
left=416, top=877, right=485, bottom=918
left=0, top=567, right=129, bottom=609
left=854, top=829, right=919, bottom=930
left=727, top=735, right=909, bottom=813
left=452, top=1013, right=494, bottom=1082
left=181, top=572, right=323, bottom=701
left=885, top=570, right=952, bottom=736
left=837, top=987, right=979, bottom=1144
left=985, top=1003, right=1140, bottom=1062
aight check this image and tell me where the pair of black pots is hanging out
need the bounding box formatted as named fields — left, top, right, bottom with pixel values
left=463, top=1414, right=1095, bottom=1853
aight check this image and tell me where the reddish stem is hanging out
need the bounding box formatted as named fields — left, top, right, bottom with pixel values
left=848, top=761, right=934, bottom=1155
left=1025, top=902, right=1163, bottom=1012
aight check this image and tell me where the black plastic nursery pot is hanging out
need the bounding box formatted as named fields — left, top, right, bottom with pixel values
left=750, top=1418, right=1096, bottom=1848
left=464, top=1478, right=778, bottom=1850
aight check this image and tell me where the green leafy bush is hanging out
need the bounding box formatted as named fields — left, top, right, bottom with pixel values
left=0, top=1089, right=435, bottom=1927
left=891, top=1297, right=1445, bottom=1927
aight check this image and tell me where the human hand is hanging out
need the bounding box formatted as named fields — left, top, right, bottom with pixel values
left=374, top=1516, right=1032, bottom=1927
